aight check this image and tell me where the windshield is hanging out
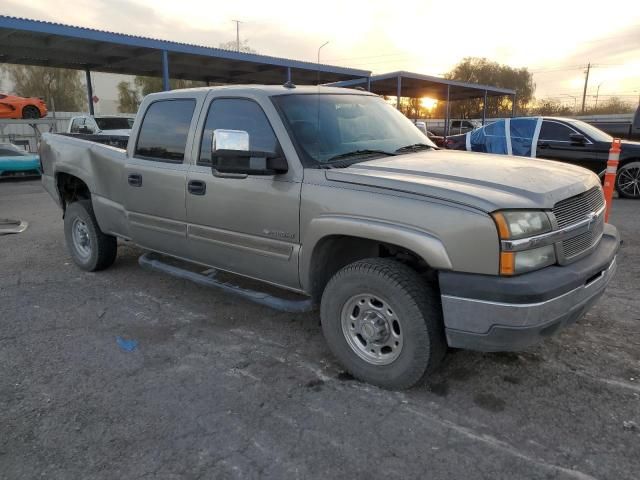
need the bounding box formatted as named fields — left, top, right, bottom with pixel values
left=272, top=94, right=435, bottom=165
left=0, top=144, right=27, bottom=156
left=95, top=117, right=132, bottom=131
left=566, top=119, right=613, bottom=143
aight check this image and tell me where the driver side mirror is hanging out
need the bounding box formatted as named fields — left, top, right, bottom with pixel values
left=211, top=129, right=287, bottom=177
left=569, top=133, right=586, bottom=145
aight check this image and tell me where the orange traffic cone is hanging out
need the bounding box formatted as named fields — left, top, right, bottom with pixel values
left=603, top=138, right=621, bottom=222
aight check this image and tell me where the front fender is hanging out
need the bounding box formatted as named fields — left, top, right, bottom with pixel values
left=299, top=214, right=452, bottom=292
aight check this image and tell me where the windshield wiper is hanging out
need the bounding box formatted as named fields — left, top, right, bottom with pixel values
left=395, top=143, right=434, bottom=153
left=326, top=149, right=396, bottom=163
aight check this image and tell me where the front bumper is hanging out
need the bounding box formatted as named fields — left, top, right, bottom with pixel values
left=439, top=224, right=620, bottom=352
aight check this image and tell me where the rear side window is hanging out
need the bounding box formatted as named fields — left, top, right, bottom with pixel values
left=198, top=98, right=278, bottom=166
left=539, top=121, right=575, bottom=142
left=70, top=118, right=84, bottom=133
left=135, top=99, right=196, bottom=162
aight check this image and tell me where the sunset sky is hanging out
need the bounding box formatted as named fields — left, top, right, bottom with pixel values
left=2, top=0, right=639, bottom=109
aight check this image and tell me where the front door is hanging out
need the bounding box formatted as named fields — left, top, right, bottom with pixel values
left=536, top=120, right=606, bottom=174
left=124, top=98, right=197, bottom=256
left=185, top=95, right=302, bottom=290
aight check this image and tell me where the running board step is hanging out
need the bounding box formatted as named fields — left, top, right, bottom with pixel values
left=138, top=252, right=314, bottom=313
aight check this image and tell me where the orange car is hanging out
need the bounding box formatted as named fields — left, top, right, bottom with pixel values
left=0, top=93, right=48, bottom=119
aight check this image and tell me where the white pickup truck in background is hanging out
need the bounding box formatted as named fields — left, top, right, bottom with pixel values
left=67, top=115, right=134, bottom=137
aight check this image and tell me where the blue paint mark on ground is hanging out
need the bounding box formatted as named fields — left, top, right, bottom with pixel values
left=116, top=336, right=138, bottom=352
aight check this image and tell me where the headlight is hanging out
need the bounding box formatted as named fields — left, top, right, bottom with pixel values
left=493, top=211, right=551, bottom=239
left=492, top=210, right=555, bottom=275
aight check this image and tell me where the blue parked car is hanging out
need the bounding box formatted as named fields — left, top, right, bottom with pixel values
left=0, top=143, right=40, bottom=178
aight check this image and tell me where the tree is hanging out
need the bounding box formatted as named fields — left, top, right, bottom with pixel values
left=117, top=81, right=141, bottom=113
left=133, top=76, right=206, bottom=97
left=444, top=57, right=535, bottom=118
left=530, top=98, right=574, bottom=116
left=1, top=64, right=85, bottom=111
left=584, top=97, right=636, bottom=115
left=218, top=40, right=257, bottom=54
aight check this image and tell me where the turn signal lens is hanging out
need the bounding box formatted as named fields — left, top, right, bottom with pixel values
left=500, top=252, right=515, bottom=276
left=492, top=212, right=511, bottom=239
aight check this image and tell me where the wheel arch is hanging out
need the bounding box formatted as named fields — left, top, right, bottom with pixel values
left=301, top=216, right=452, bottom=301
left=56, top=171, right=92, bottom=213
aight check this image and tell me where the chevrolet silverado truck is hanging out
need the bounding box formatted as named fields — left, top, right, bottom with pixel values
left=39, top=85, right=619, bottom=389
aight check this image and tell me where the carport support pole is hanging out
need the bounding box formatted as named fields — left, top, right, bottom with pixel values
left=396, top=75, right=402, bottom=111
left=444, top=85, right=450, bottom=137
left=161, top=50, right=170, bottom=91
left=512, top=92, right=517, bottom=117
left=366, top=76, right=371, bottom=92
left=286, top=67, right=292, bottom=83
left=482, top=90, right=488, bottom=126
left=85, top=68, right=94, bottom=116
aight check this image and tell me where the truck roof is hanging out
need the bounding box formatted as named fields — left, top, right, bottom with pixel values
left=146, top=84, right=376, bottom=99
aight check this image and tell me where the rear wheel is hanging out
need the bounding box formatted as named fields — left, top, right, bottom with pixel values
left=616, top=161, right=640, bottom=199
left=320, top=258, right=446, bottom=389
left=22, top=105, right=41, bottom=119
left=64, top=200, right=117, bottom=271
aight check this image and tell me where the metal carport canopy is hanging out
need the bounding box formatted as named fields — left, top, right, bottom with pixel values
left=0, top=16, right=370, bottom=87
left=328, top=70, right=515, bottom=101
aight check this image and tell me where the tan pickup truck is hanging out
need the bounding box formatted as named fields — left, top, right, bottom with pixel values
left=39, top=85, right=619, bottom=389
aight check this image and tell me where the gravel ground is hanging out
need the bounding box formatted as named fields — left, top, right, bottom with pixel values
left=1, top=179, right=638, bottom=480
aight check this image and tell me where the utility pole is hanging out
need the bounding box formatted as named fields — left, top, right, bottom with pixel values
left=595, top=82, right=604, bottom=110
left=581, top=62, right=591, bottom=114
left=317, top=41, right=329, bottom=85
left=232, top=19, right=243, bottom=52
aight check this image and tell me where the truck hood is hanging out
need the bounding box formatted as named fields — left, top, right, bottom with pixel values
left=325, top=149, right=601, bottom=211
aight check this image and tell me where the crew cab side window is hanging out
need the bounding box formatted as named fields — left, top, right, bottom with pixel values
left=539, top=121, right=576, bottom=142
left=198, top=98, right=278, bottom=166
left=135, top=99, right=196, bottom=163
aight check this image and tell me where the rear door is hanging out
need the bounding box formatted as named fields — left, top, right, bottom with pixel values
left=185, top=93, right=302, bottom=290
left=124, top=97, right=199, bottom=256
left=536, top=120, right=603, bottom=173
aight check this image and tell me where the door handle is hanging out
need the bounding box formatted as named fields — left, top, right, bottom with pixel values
left=188, top=180, right=206, bottom=195
left=128, top=173, right=142, bottom=187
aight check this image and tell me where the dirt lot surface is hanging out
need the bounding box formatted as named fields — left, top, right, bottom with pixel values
left=1, top=179, right=638, bottom=480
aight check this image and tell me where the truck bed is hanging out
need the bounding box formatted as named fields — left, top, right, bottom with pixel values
left=39, top=133, right=129, bottom=237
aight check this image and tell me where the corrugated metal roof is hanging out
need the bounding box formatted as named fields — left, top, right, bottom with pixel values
left=328, top=70, right=516, bottom=100
left=0, top=15, right=370, bottom=81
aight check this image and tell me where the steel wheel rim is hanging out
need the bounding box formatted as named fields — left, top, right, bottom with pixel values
left=618, top=166, right=640, bottom=198
left=72, top=218, right=92, bottom=259
left=341, top=293, right=403, bottom=365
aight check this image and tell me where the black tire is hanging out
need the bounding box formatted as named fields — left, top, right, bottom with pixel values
left=320, top=258, right=446, bottom=389
left=64, top=200, right=117, bottom=271
left=615, top=161, right=640, bottom=199
left=22, top=105, right=41, bottom=119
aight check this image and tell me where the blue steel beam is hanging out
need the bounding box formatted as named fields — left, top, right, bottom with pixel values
left=161, top=50, right=170, bottom=91
left=85, top=67, right=94, bottom=115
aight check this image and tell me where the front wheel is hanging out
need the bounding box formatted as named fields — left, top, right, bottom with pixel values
left=320, top=258, right=446, bottom=389
left=22, top=105, right=41, bottom=119
left=64, top=200, right=117, bottom=271
left=616, top=161, right=640, bottom=199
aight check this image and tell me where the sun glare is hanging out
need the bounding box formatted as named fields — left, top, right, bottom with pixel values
left=420, top=97, right=438, bottom=110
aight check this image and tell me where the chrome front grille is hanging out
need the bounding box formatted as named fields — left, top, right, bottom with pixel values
left=553, top=187, right=606, bottom=262
left=553, top=187, right=605, bottom=229
left=560, top=216, right=604, bottom=259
